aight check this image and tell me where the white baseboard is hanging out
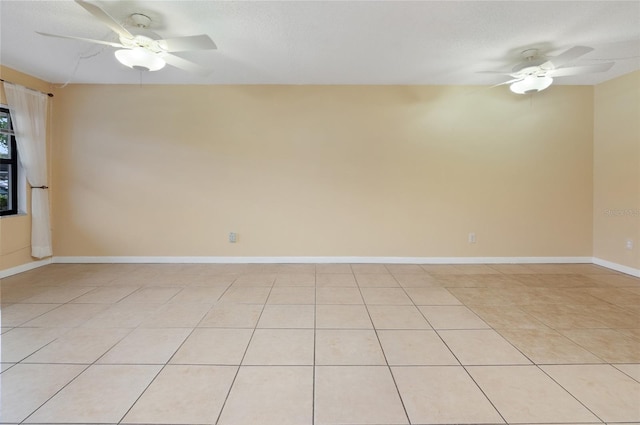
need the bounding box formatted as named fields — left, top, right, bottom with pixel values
left=0, top=258, right=52, bottom=279
left=5, top=256, right=636, bottom=278
left=52, top=255, right=594, bottom=265
left=592, top=257, right=640, bottom=278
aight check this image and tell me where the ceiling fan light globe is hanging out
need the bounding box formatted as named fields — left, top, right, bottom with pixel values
left=115, top=47, right=165, bottom=71
left=510, top=75, right=553, bottom=94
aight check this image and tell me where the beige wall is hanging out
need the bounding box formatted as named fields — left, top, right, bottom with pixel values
left=0, top=66, right=53, bottom=271
left=593, top=71, right=640, bottom=270
left=51, top=84, right=594, bottom=258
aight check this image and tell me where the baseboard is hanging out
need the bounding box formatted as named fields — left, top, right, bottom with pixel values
left=592, top=257, right=640, bottom=278
left=0, top=258, right=52, bottom=279
left=6, top=256, right=633, bottom=278
left=52, top=255, right=594, bottom=265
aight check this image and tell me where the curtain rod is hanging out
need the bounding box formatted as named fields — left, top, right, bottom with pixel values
left=0, top=78, right=54, bottom=98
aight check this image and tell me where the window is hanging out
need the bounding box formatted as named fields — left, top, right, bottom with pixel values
left=0, top=107, right=18, bottom=216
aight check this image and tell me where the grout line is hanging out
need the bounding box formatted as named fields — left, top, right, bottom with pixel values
left=212, top=274, right=276, bottom=425
left=354, top=268, right=412, bottom=425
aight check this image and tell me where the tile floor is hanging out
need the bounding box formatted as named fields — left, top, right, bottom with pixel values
left=1, top=262, right=639, bottom=425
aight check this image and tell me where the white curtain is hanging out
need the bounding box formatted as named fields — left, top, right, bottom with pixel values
left=4, top=82, right=52, bottom=258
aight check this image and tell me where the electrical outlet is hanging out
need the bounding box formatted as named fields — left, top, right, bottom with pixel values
left=468, top=232, right=476, bottom=244
left=229, top=232, right=237, bottom=243
left=626, top=239, right=634, bottom=250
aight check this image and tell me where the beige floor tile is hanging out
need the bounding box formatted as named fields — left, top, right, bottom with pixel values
left=185, top=274, right=237, bottom=287
left=419, top=305, right=490, bottom=329
left=351, top=264, right=389, bottom=274
left=574, top=303, right=640, bottom=328
left=257, top=304, right=315, bottom=328
left=274, top=273, right=316, bottom=286
left=219, top=287, right=271, bottom=304
left=1, top=327, right=70, bottom=362
left=470, top=305, right=548, bottom=329
left=368, top=305, right=431, bottom=329
left=542, top=364, right=640, bottom=422
left=355, top=273, right=399, bottom=287
left=439, top=330, right=531, bottom=365
left=315, top=263, right=352, bottom=273
left=453, top=264, right=499, bottom=275
left=81, top=303, right=162, bottom=328
left=585, top=287, right=640, bottom=305
left=122, top=365, right=237, bottom=424
left=22, top=303, right=109, bottom=327
left=617, top=328, right=640, bottom=341
left=22, top=286, right=96, bottom=303
left=467, top=365, right=600, bottom=423
left=0, top=303, right=61, bottom=326
left=361, top=287, right=413, bottom=305
left=24, top=327, right=130, bottom=364
left=614, top=363, right=640, bottom=381
left=0, top=363, right=86, bottom=423
left=267, top=286, right=315, bottom=304
left=420, top=264, right=461, bottom=274
left=231, top=273, right=276, bottom=287
left=120, top=287, right=183, bottom=303
left=378, top=330, right=458, bottom=365
left=315, top=273, right=357, bottom=287
left=559, top=329, right=640, bottom=362
left=198, top=303, right=263, bottom=328
left=519, top=304, right=609, bottom=329
left=385, top=264, right=425, bottom=274
left=489, top=264, right=536, bottom=274
left=98, top=328, right=191, bottom=364
left=0, top=362, right=14, bottom=372
left=70, top=285, right=140, bottom=303
left=167, top=286, right=227, bottom=303
left=586, top=273, right=640, bottom=286
left=314, top=366, right=408, bottom=425
left=394, top=273, right=442, bottom=288
left=315, top=330, right=385, bottom=365
left=140, top=302, right=211, bottom=327
left=392, top=366, right=503, bottom=424
left=498, top=329, right=603, bottom=364
left=243, top=329, right=314, bottom=365
left=315, top=305, right=373, bottom=329
left=218, top=366, right=313, bottom=425
left=404, top=287, right=462, bottom=305
left=170, top=328, right=253, bottom=365
left=316, top=287, right=363, bottom=304
left=25, top=364, right=161, bottom=424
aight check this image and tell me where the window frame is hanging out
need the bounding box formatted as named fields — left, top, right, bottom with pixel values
left=0, top=106, right=18, bottom=216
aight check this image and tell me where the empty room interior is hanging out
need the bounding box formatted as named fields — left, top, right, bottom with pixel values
left=0, top=1, right=639, bottom=424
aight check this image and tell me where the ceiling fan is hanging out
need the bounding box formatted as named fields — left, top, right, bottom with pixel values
left=484, top=46, right=614, bottom=94
left=37, top=0, right=217, bottom=74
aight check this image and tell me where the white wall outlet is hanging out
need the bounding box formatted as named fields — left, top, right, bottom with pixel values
left=626, top=239, right=634, bottom=250
left=468, top=232, right=476, bottom=244
left=229, top=232, right=237, bottom=243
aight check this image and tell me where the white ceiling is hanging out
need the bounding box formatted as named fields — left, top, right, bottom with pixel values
left=1, top=1, right=639, bottom=86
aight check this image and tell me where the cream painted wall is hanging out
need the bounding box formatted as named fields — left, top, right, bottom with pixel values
left=0, top=66, right=53, bottom=271
left=593, top=71, right=640, bottom=270
left=51, top=84, right=594, bottom=258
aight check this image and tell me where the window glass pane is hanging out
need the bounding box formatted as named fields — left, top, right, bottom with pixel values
left=0, top=133, right=10, bottom=159
left=0, top=163, right=11, bottom=212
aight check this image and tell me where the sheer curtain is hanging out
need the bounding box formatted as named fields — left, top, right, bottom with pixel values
left=3, top=82, right=52, bottom=258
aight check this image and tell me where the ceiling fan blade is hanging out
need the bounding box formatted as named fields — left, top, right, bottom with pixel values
left=157, top=35, right=217, bottom=52
left=75, top=0, right=133, bottom=40
left=542, top=46, right=594, bottom=69
left=489, top=78, right=522, bottom=89
left=547, top=62, right=615, bottom=77
left=37, top=31, right=124, bottom=48
left=161, top=53, right=211, bottom=76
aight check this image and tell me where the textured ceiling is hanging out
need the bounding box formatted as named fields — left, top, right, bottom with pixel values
left=0, top=1, right=639, bottom=86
